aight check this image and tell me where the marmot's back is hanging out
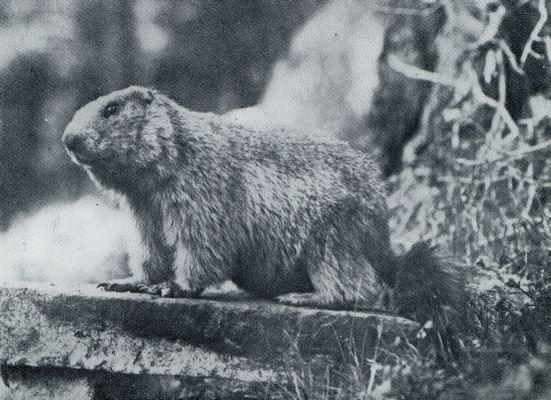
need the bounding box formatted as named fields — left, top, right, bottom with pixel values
left=188, top=109, right=387, bottom=212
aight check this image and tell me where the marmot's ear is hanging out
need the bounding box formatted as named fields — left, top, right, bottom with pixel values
left=143, top=89, right=155, bottom=105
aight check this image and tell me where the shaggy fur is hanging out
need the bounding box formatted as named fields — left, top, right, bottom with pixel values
left=62, top=86, right=471, bottom=328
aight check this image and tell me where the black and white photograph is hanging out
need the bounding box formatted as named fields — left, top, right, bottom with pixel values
left=1, top=0, right=551, bottom=399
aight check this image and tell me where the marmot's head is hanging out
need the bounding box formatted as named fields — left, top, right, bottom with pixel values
left=63, top=86, right=176, bottom=192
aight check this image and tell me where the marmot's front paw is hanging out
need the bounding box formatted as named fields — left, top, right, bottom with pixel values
left=98, top=281, right=197, bottom=298
left=97, top=282, right=144, bottom=293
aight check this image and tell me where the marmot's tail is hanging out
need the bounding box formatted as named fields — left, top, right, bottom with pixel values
left=394, top=242, right=476, bottom=360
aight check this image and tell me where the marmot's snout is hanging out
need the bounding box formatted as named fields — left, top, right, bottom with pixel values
left=62, top=129, right=94, bottom=166
left=63, top=133, right=85, bottom=155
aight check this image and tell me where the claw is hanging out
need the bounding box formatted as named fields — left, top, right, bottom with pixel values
left=97, top=282, right=145, bottom=293
left=97, top=280, right=199, bottom=298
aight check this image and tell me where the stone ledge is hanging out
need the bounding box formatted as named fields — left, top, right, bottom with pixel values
left=0, top=282, right=417, bottom=384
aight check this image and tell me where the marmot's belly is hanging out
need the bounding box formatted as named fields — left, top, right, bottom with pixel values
left=230, top=260, right=314, bottom=298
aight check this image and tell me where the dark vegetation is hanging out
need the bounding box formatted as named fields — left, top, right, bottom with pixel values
left=374, top=1, right=551, bottom=399
left=2, top=0, right=551, bottom=398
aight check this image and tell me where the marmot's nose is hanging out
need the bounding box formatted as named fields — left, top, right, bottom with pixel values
left=63, top=134, right=86, bottom=155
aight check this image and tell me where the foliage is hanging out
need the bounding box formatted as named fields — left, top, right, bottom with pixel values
left=149, top=0, right=323, bottom=113
left=386, top=0, right=551, bottom=275
left=380, top=0, right=551, bottom=399
left=385, top=275, right=551, bottom=400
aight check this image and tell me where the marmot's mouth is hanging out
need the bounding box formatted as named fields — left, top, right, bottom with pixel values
left=65, top=147, right=94, bottom=167
left=63, top=133, right=94, bottom=166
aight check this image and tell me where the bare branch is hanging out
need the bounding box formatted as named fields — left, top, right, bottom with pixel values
left=388, top=55, right=519, bottom=138
left=389, top=54, right=520, bottom=156
left=366, top=1, right=442, bottom=17
left=471, top=4, right=507, bottom=48
left=387, top=54, right=458, bottom=87
left=487, top=50, right=507, bottom=142
left=496, top=40, right=525, bottom=75
left=544, top=35, right=551, bottom=62
left=520, top=0, right=548, bottom=66
left=521, top=163, right=536, bottom=219
left=456, top=138, right=551, bottom=166
left=510, top=137, right=551, bottom=158
left=465, top=67, right=520, bottom=139
left=529, top=50, right=545, bottom=59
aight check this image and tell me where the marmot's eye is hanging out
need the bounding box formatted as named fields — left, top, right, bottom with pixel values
left=102, top=102, right=120, bottom=119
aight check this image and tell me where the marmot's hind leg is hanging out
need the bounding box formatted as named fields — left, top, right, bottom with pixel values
left=276, top=216, right=393, bottom=311
left=276, top=249, right=391, bottom=310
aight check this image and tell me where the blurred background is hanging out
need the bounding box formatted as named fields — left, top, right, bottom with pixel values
left=0, top=0, right=326, bottom=230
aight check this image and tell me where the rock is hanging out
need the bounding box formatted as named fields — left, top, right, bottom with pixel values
left=0, top=282, right=418, bottom=398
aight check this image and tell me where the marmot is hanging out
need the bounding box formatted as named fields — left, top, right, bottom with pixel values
left=62, top=86, right=472, bottom=337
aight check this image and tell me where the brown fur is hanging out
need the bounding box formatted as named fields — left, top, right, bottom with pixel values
left=62, top=87, right=472, bottom=335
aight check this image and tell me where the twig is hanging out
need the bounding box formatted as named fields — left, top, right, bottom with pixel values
left=466, top=67, right=520, bottom=139
left=543, top=35, right=551, bottom=62
left=291, top=372, right=304, bottom=400
left=366, top=2, right=442, bottom=17
left=471, top=3, right=507, bottom=48
left=455, top=138, right=551, bottom=165
left=509, top=137, right=551, bottom=158
left=506, top=279, right=533, bottom=298
left=484, top=50, right=497, bottom=84
left=521, top=163, right=536, bottom=218
left=486, top=49, right=507, bottom=144
left=387, top=54, right=458, bottom=87
left=496, top=40, right=525, bottom=75
left=388, top=54, right=519, bottom=137
left=520, top=0, right=548, bottom=66
left=365, top=323, right=383, bottom=395
left=366, top=363, right=382, bottom=395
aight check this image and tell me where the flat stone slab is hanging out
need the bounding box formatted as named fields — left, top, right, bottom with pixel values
left=0, top=282, right=417, bottom=384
